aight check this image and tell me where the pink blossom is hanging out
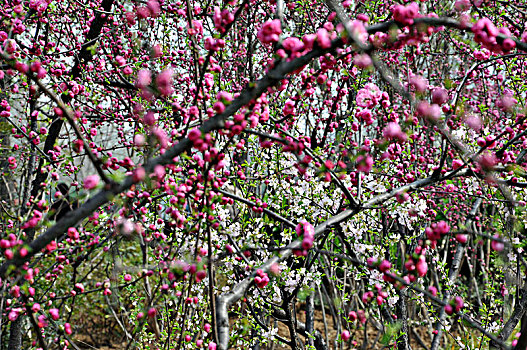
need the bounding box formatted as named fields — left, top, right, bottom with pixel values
left=393, top=3, right=419, bottom=26
left=254, top=269, right=270, bottom=288
left=68, top=227, right=79, bottom=240
left=454, top=296, right=464, bottom=311
left=83, top=175, right=100, bottom=190
left=316, top=28, right=332, bottom=49
left=257, top=19, right=281, bottom=44
left=356, top=84, right=381, bottom=108
left=354, top=53, right=372, bottom=68
left=49, top=308, right=60, bottom=320
left=416, top=256, right=428, bottom=277
left=379, top=260, right=391, bottom=272
left=196, top=270, right=207, bottom=282
left=269, top=262, right=281, bottom=276
left=341, top=330, right=351, bottom=341
left=188, top=128, right=202, bottom=141
left=136, top=69, right=152, bottom=89
left=455, top=234, right=467, bottom=244
left=213, top=101, right=225, bottom=114
left=217, top=91, right=233, bottom=102
left=134, top=134, right=146, bottom=147
left=431, top=88, right=448, bottom=105
left=147, top=0, right=160, bottom=17
left=156, top=69, right=173, bottom=96
left=282, top=37, right=304, bottom=53
left=416, top=101, right=441, bottom=121
left=147, top=307, right=157, bottom=318
left=348, top=311, right=357, bottom=321
left=383, top=122, right=402, bottom=139
left=452, top=159, right=464, bottom=170
left=428, top=286, right=438, bottom=296
left=478, top=153, right=496, bottom=171
left=143, top=111, right=157, bottom=126
left=357, top=109, right=373, bottom=125
left=115, top=55, right=126, bottom=66
left=133, top=167, right=146, bottom=183
left=283, top=99, right=295, bottom=116
left=445, top=304, right=454, bottom=315
left=356, top=154, right=373, bottom=173
left=491, top=235, right=504, bottom=252
left=8, top=310, right=19, bottom=321
left=4, top=39, right=17, bottom=54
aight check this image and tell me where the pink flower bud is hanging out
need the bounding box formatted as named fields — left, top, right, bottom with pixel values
left=444, top=304, right=453, bottom=315
left=147, top=307, right=157, bottom=318
left=378, top=260, right=391, bottom=272
left=416, top=257, right=428, bottom=277
left=491, top=235, right=504, bottom=252
left=49, top=308, right=60, bottom=320
left=431, top=88, right=448, bottom=105
left=455, top=234, right=467, bottom=244
left=341, top=330, right=351, bottom=341
left=83, top=175, right=100, bottom=190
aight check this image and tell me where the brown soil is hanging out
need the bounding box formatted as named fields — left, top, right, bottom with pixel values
left=70, top=306, right=456, bottom=349
left=270, top=308, right=433, bottom=350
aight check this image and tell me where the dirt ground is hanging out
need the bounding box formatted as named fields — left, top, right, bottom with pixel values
left=71, top=306, right=440, bottom=350
left=271, top=308, right=433, bottom=350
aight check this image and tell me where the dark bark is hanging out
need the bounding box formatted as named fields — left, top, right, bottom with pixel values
left=396, top=290, right=411, bottom=350
left=491, top=285, right=527, bottom=349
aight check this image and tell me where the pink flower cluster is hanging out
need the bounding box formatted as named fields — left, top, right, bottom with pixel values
left=392, top=3, right=420, bottom=26
left=294, top=220, right=315, bottom=256
left=367, top=258, right=393, bottom=282
left=30, top=60, right=47, bottom=79
left=135, top=69, right=173, bottom=98
left=362, top=284, right=389, bottom=306
left=356, top=154, right=373, bottom=173
left=425, top=221, right=450, bottom=248
left=156, top=69, right=173, bottom=96
left=404, top=246, right=428, bottom=280
left=137, top=0, right=161, bottom=19
left=472, top=18, right=516, bottom=53
left=356, top=83, right=383, bottom=109
left=445, top=296, right=464, bottom=315
left=213, top=7, right=234, bottom=33
left=204, top=37, right=226, bottom=52
left=1, top=233, right=25, bottom=260
left=347, top=310, right=367, bottom=326
left=257, top=19, right=281, bottom=44
left=279, top=37, right=305, bottom=60
left=254, top=269, right=269, bottom=288
left=29, top=0, right=50, bottom=16
left=416, top=101, right=441, bottom=122
left=491, top=234, right=504, bottom=252
left=83, top=175, right=100, bottom=190
left=383, top=122, right=407, bottom=143
left=188, top=128, right=213, bottom=151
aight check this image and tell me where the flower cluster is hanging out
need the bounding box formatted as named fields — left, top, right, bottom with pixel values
left=362, top=283, right=389, bottom=306
left=294, top=220, right=315, bottom=256
left=213, top=7, right=234, bottom=33
left=254, top=269, right=269, bottom=288
left=445, top=296, right=464, bottom=315
left=425, top=221, right=450, bottom=248
left=472, top=17, right=516, bottom=53
left=257, top=19, right=281, bottom=44
left=392, top=3, right=420, bottom=26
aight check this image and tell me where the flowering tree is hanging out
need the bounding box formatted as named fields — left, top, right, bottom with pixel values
left=1, top=0, right=527, bottom=349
